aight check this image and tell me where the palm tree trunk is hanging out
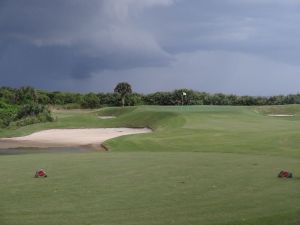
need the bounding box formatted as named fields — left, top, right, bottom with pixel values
left=122, top=96, right=125, bottom=107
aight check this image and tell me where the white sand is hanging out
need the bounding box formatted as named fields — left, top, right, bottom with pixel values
left=98, top=116, right=116, bottom=119
left=268, top=114, right=295, bottom=117
left=0, top=128, right=151, bottom=149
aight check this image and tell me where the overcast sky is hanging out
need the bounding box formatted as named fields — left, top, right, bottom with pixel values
left=1, top=0, right=300, bottom=95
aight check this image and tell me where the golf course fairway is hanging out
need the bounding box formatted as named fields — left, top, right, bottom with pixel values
left=0, top=105, right=299, bottom=225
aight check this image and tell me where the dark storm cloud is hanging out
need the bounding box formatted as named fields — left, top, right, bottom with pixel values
left=1, top=0, right=300, bottom=94
left=0, top=0, right=173, bottom=86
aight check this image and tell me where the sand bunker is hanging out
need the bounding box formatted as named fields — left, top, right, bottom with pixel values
left=98, top=116, right=116, bottom=119
left=268, top=114, right=295, bottom=117
left=0, top=128, right=151, bottom=149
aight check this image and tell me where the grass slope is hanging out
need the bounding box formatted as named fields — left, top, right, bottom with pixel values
left=104, top=105, right=300, bottom=157
left=0, top=105, right=300, bottom=225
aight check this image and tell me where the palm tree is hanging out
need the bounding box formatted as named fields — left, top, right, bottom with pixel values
left=114, top=82, right=132, bottom=107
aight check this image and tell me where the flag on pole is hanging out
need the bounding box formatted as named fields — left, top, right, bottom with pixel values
left=182, top=92, right=187, bottom=96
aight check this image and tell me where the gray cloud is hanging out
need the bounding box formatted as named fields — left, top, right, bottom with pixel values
left=141, top=0, right=300, bottom=64
left=0, top=0, right=173, bottom=83
left=88, top=50, right=300, bottom=95
left=1, top=0, right=300, bottom=95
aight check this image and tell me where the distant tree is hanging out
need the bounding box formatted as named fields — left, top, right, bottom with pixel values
left=81, top=93, right=100, bottom=108
left=0, top=87, right=16, bottom=104
left=97, top=93, right=120, bottom=106
left=36, top=90, right=50, bottom=105
left=15, top=86, right=37, bottom=104
left=114, top=82, right=132, bottom=107
left=126, top=93, right=144, bottom=106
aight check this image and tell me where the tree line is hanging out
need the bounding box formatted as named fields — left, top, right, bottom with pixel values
left=143, top=89, right=300, bottom=106
left=1, top=85, right=300, bottom=111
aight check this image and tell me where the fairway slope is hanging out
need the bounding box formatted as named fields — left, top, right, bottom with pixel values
left=103, top=105, right=300, bottom=156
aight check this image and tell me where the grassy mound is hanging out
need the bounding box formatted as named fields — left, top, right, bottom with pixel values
left=103, top=105, right=300, bottom=156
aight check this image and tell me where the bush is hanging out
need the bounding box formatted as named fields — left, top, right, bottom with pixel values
left=12, top=111, right=53, bottom=127
left=17, top=103, right=48, bottom=119
left=0, top=103, right=19, bottom=127
left=0, top=102, right=53, bottom=128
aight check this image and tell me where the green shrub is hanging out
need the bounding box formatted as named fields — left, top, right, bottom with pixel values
left=0, top=102, right=53, bottom=128
left=0, top=103, right=19, bottom=127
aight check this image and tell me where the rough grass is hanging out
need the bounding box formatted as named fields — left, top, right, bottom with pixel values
left=0, top=105, right=300, bottom=225
left=255, top=104, right=300, bottom=116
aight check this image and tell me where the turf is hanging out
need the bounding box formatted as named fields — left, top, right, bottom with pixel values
left=0, top=152, right=299, bottom=225
left=104, top=106, right=300, bottom=157
left=0, top=105, right=300, bottom=225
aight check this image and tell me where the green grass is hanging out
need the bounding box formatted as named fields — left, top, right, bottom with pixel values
left=0, top=152, right=299, bottom=225
left=0, top=105, right=300, bottom=225
left=103, top=106, right=300, bottom=157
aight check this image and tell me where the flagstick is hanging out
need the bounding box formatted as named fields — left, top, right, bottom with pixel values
left=182, top=92, right=187, bottom=107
